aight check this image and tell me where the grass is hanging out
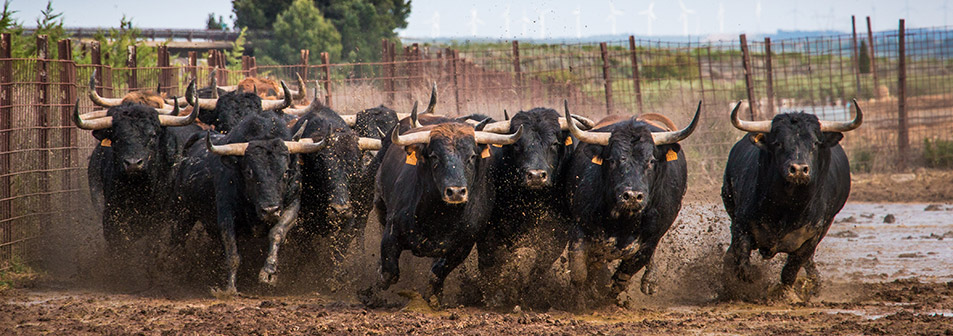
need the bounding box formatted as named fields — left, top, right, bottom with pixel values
left=0, top=256, right=39, bottom=293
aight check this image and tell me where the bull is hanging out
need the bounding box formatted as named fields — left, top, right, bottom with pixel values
left=186, top=79, right=292, bottom=133
left=171, top=113, right=324, bottom=294
left=721, top=100, right=862, bottom=302
left=563, top=101, right=699, bottom=307
left=360, top=114, right=523, bottom=308
left=73, top=98, right=196, bottom=253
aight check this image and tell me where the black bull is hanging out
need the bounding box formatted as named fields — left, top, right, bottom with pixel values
left=360, top=121, right=522, bottom=307
left=563, top=101, right=699, bottom=304
left=171, top=113, right=324, bottom=294
left=722, top=100, right=862, bottom=300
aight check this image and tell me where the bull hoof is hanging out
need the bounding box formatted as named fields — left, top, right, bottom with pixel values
left=210, top=286, right=239, bottom=299
left=258, top=269, right=278, bottom=286
left=640, top=278, right=657, bottom=296
left=358, top=286, right=387, bottom=308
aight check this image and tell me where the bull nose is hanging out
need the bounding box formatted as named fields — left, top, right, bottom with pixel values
left=330, top=203, right=353, bottom=217
left=620, top=190, right=645, bottom=206
left=260, top=205, right=281, bottom=220
left=443, top=186, right=468, bottom=204
left=525, top=169, right=549, bottom=187
left=787, top=163, right=811, bottom=184
left=123, top=158, right=145, bottom=171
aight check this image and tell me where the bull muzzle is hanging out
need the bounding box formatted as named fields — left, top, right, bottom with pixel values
left=786, top=162, right=811, bottom=185
left=123, top=157, right=146, bottom=173
left=443, top=186, right=468, bottom=204
left=524, top=169, right=550, bottom=189
left=260, top=205, right=282, bottom=222
left=611, top=189, right=646, bottom=218
left=329, top=203, right=354, bottom=219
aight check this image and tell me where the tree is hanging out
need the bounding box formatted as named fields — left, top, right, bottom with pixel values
left=82, top=16, right=158, bottom=68
left=858, top=40, right=871, bottom=74
left=232, top=0, right=409, bottom=62
left=260, top=0, right=341, bottom=65
left=226, top=27, right=248, bottom=70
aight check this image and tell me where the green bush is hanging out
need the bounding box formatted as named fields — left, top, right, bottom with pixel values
left=850, top=148, right=874, bottom=173
left=923, top=138, right=953, bottom=168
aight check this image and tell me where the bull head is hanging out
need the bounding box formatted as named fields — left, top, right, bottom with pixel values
left=565, top=100, right=700, bottom=146
left=73, top=97, right=197, bottom=131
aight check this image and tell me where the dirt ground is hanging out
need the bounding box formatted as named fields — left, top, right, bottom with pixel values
left=2, top=171, right=953, bottom=334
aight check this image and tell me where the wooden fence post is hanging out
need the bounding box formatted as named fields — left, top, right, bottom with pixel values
left=57, top=39, right=75, bottom=195
left=249, top=56, right=257, bottom=77
left=897, top=19, right=908, bottom=170
left=739, top=34, right=758, bottom=120
left=851, top=16, right=862, bottom=97
left=91, top=41, right=102, bottom=95
left=512, top=40, right=522, bottom=108
left=600, top=42, right=613, bottom=115
left=188, top=51, right=197, bottom=80
left=35, top=35, right=51, bottom=232
left=629, top=36, right=644, bottom=114
left=126, top=45, right=137, bottom=90
left=157, top=46, right=171, bottom=95
left=764, top=37, right=776, bottom=115
left=0, top=33, right=11, bottom=265
left=867, top=16, right=880, bottom=98
left=321, top=52, right=332, bottom=108
left=299, top=49, right=309, bottom=83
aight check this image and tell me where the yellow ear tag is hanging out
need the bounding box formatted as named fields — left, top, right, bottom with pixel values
left=591, top=155, right=603, bottom=165
left=405, top=148, right=417, bottom=166
left=481, top=146, right=491, bottom=158
left=492, top=144, right=503, bottom=148
left=751, top=133, right=764, bottom=144
left=564, top=137, right=573, bottom=146
left=666, top=149, right=678, bottom=162
left=100, top=138, right=112, bottom=147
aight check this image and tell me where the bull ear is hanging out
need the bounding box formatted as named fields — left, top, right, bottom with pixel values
left=92, top=129, right=111, bottom=141
left=821, top=132, right=844, bottom=148
left=747, top=133, right=768, bottom=150
left=220, top=155, right=240, bottom=169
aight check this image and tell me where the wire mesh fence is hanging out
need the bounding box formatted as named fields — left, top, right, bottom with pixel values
left=2, top=21, right=952, bottom=269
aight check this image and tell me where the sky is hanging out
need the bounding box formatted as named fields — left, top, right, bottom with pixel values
left=9, top=0, right=953, bottom=39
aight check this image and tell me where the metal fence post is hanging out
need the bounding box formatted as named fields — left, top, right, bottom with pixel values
left=57, top=39, right=75, bottom=197
left=91, top=41, right=102, bottom=96
left=739, top=34, right=758, bottom=120
left=628, top=36, right=644, bottom=114
left=188, top=51, right=197, bottom=80
left=851, top=16, right=862, bottom=97
left=452, top=49, right=462, bottom=114
left=764, top=37, right=776, bottom=115
left=126, top=45, right=137, bottom=90
left=867, top=16, right=880, bottom=98
left=512, top=41, right=522, bottom=107
left=36, top=35, right=51, bottom=237
left=382, top=39, right=392, bottom=105
left=897, top=19, right=908, bottom=170
left=0, top=33, right=11, bottom=265
left=157, top=46, right=171, bottom=95
left=321, top=52, right=332, bottom=108
left=600, top=42, right=613, bottom=115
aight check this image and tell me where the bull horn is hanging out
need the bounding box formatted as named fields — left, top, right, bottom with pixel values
left=253, top=84, right=258, bottom=96
left=73, top=98, right=113, bottom=130
left=571, top=114, right=596, bottom=129
left=564, top=100, right=611, bottom=145
left=503, top=109, right=509, bottom=120
left=819, top=98, right=863, bottom=132
left=158, top=98, right=198, bottom=126
left=410, top=101, right=423, bottom=128
left=651, top=101, right=701, bottom=145
left=155, top=98, right=180, bottom=115
left=209, top=70, right=220, bottom=98
left=186, top=79, right=218, bottom=110
left=729, top=100, right=771, bottom=133
left=481, top=120, right=510, bottom=133
left=475, top=125, right=522, bottom=145
left=78, top=109, right=110, bottom=120
left=391, top=126, right=431, bottom=146
left=285, top=138, right=327, bottom=154
left=423, top=82, right=437, bottom=114
left=206, top=131, right=247, bottom=156
left=557, top=117, right=588, bottom=131
left=341, top=115, right=357, bottom=126
left=164, top=96, right=190, bottom=107
left=292, top=120, right=307, bottom=141
left=288, top=73, right=306, bottom=100
left=376, top=127, right=386, bottom=138
left=474, top=118, right=490, bottom=131
left=261, top=80, right=292, bottom=111
left=88, top=70, right=124, bottom=107
left=358, top=137, right=382, bottom=150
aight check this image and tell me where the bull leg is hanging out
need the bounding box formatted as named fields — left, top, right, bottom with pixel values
left=425, top=243, right=473, bottom=308
left=724, top=224, right=756, bottom=283
left=568, top=234, right=589, bottom=288
left=217, top=219, right=240, bottom=295
left=612, top=240, right=660, bottom=297
left=776, top=240, right=821, bottom=302
left=477, top=232, right=512, bottom=307
left=359, top=226, right=401, bottom=307
left=102, top=211, right=127, bottom=256
left=259, top=199, right=300, bottom=286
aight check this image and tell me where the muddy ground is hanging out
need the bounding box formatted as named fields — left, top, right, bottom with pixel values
left=3, top=171, right=953, bottom=334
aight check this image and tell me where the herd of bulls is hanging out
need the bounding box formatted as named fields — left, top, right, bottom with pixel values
left=73, top=72, right=863, bottom=308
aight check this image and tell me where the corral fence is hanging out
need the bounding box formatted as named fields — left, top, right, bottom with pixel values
left=2, top=18, right=951, bottom=270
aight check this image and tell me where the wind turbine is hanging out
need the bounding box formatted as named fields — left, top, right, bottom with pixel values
left=503, top=5, right=511, bottom=37
left=468, top=8, right=484, bottom=36
left=607, top=2, right=624, bottom=35
left=638, top=2, right=656, bottom=36
left=572, top=6, right=582, bottom=38
left=521, top=9, right=531, bottom=38
left=430, top=11, right=440, bottom=38
left=535, top=9, right=547, bottom=39
left=718, top=2, right=725, bottom=33
left=678, top=0, right=695, bottom=36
